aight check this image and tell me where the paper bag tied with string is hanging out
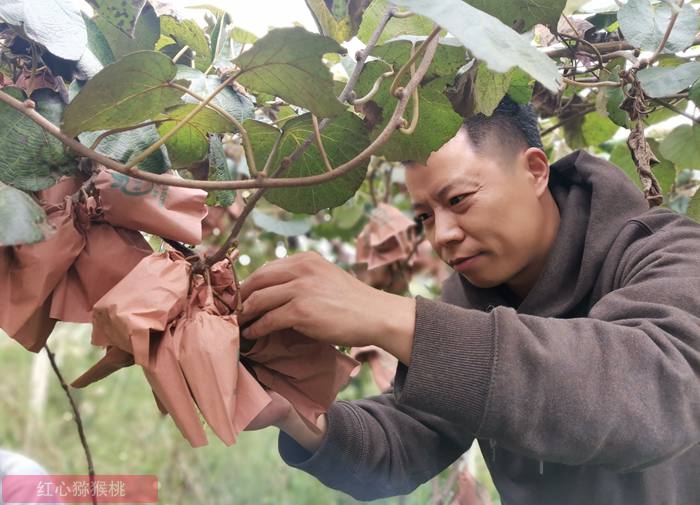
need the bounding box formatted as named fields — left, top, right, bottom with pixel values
left=0, top=195, right=84, bottom=351
left=356, top=203, right=416, bottom=270
left=93, top=169, right=208, bottom=244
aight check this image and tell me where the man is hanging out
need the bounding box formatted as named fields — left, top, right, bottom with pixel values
left=238, top=98, right=700, bottom=504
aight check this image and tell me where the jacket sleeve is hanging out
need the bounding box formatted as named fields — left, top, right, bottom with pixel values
left=393, top=218, right=700, bottom=473
left=278, top=390, right=472, bottom=501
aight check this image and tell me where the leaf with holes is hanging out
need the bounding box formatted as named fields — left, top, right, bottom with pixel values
left=156, top=104, right=237, bottom=168
left=249, top=112, right=369, bottom=214
left=0, top=183, right=48, bottom=246
left=391, top=0, right=561, bottom=92
left=0, top=89, right=77, bottom=191
left=63, top=51, right=188, bottom=136
left=233, top=27, right=346, bottom=118
left=95, top=2, right=159, bottom=59
left=89, top=0, right=147, bottom=37
left=160, top=15, right=213, bottom=72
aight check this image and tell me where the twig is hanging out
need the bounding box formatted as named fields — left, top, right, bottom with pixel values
left=168, top=82, right=258, bottom=175
left=390, top=27, right=440, bottom=97
left=124, top=71, right=241, bottom=170
left=260, top=133, right=283, bottom=176
left=651, top=98, right=700, bottom=125
left=45, top=345, right=97, bottom=505
left=351, top=68, right=395, bottom=105
left=399, top=45, right=420, bottom=135
left=311, top=114, right=333, bottom=172
left=88, top=121, right=163, bottom=150
left=562, top=76, right=621, bottom=88
left=172, top=45, right=191, bottom=64
left=644, top=0, right=685, bottom=67
left=540, top=104, right=596, bottom=136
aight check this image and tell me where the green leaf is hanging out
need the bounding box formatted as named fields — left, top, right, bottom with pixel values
left=689, top=80, right=700, bottom=108
left=63, top=51, right=187, bottom=136
left=78, top=13, right=116, bottom=78
left=94, top=2, right=159, bottom=59
left=354, top=60, right=462, bottom=163
left=0, top=89, right=76, bottom=191
left=160, top=16, right=213, bottom=73
left=686, top=188, right=700, bottom=222
left=233, top=27, right=346, bottom=118
left=305, top=0, right=353, bottom=41
left=230, top=27, right=258, bottom=45
left=618, top=0, right=700, bottom=54
left=581, top=112, right=619, bottom=146
left=79, top=125, right=170, bottom=174
left=391, top=0, right=561, bottom=92
left=0, top=182, right=48, bottom=246
left=175, top=66, right=255, bottom=122
left=206, top=135, right=235, bottom=207
left=659, top=124, right=700, bottom=169
left=637, top=62, right=700, bottom=98
left=371, top=36, right=467, bottom=80
left=251, top=209, right=313, bottom=236
left=465, top=0, right=566, bottom=32
left=0, top=0, right=87, bottom=61
left=474, top=62, right=513, bottom=115
left=89, top=0, right=147, bottom=37
left=156, top=104, right=237, bottom=168
left=605, top=86, right=628, bottom=127
left=253, top=112, right=370, bottom=214
left=241, top=119, right=282, bottom=171
left=610, top=143, right=644, bottom=191
left=357, top=0, right=435, bottom=44
left=507, top=69, right=534, bottom=104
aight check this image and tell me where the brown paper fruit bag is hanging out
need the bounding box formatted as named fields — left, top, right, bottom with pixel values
left=356, top=203, right=416, bottom=270
left=94, top=169, right=208, bottom=245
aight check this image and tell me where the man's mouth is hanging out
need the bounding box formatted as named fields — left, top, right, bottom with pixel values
left=448, top=253, right=483, bottom=270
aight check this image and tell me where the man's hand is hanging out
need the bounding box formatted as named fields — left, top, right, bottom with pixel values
left=238, top=251, right=416, bottom=365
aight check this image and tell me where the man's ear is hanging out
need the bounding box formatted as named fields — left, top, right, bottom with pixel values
left=523, top=148, right=550, bottom=197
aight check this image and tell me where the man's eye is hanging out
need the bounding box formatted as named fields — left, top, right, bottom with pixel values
left=415, top=213, right=432, bottom=224
left=449, top=194, right=467, bottom=206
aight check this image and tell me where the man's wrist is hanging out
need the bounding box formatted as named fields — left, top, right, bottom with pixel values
left=375, top=292, right=416, bottom=366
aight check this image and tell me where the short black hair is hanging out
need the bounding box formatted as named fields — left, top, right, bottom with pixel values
left=462, top=95, right=543, bottom=154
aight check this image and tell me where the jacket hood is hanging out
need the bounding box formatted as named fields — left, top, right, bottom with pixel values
left=450, top=149, right=650, bottom=317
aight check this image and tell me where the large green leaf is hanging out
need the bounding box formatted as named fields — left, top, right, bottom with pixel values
left=156, top=104, right=237, bottom=168
left=581, top=112, right=619, bottom=146
left=175, top=66, right=255, bottom=122
left=465, top=0, right=566, bottom=32
left=63, top=51, right=187, bottom=136
left=206, top=135, right=235, bottom=207
left=79, top=126, right=170, bottom=174
left=618, top=0, right=699, bottom=54
left=160, top=16, right=212, bottom=72
left=659, top=124, right=700, bottom=169
left=251, top=209, right=313, bottom=236
left=95, top=2, right=159, bottom=59
left=0, top=182, right=48, bottom=246
left=89, top=0, right=147, bottom=37
left=610, top=143, right=644, bottom=191
left=305, top=0, right=370, bottom=42
left=233, top=27, right=346, bottom=118
left=251, top=112, right=370, bottom=213
left=241, top=119, right=282, bottom=171
left=0, top=89, right=76, bottom=191
left=690, top=80, right=700, bottom=108
left=0, top=0, right=87, bottom=61
left=507, top=68, right=534, bottom=104
left=391, top=0, right=561, bottom=92
left=354, top=60, right=462, bottom=163
left=687, top=188, right=700, bottom=222
left=637, top=62, right=700, bottom=98
left=357, top=0, right=435, bottom=44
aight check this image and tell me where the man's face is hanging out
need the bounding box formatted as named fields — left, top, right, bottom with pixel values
left=405, top=128, right=552, bottom=291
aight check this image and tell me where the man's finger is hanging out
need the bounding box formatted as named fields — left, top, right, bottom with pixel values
left=241, top=302, right=296, bottom=339
left=240, top=263, right=298, bottom=302
left=238, top=282, right=296, bottom=326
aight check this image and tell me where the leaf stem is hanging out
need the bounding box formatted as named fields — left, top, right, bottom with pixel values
left=172, top=45, right=191, bottom=64
left=562, top=76, right=621, bottom=88
left=311, top=114, right=333, bottom=172
left=390, top=27, right=440, bottom=97
left=652, top=97, right=700, bottom=125
left=88, top=120, right=163, bottom=150
left=168, top=82, right=257, bottom=175
left=644, top=0, right=685, bottom=67
left=351, top=68, right=395, bottom=105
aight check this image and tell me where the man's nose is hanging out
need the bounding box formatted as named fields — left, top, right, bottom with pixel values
left=433, top=210, right=464, bottom=247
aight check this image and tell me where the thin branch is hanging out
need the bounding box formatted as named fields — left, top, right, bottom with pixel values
left=644, top=0, right=685, bottom=66
left=45, top=345, right=97, bottom=505
left=168, top=82, right=258, bottom=175
left=88, top=121, right=163, bottom=150
left=390, top=27, right=440, bottom=97
left=540, top=104, right=596, bottom=136
left=562, top=76, right=621, bottom=88
left=311, top=114, right=333, bottom=172
left=399, top=45, right=420, bottom=135
left=652, top=98, right=700, bottom=125
left=390, top=9, right=414, bottom=18
left=124, top=71, right=242, bottom=170
left=172, top=45, right=191, bottom=64
left=261, top=133, right=283, bottom=176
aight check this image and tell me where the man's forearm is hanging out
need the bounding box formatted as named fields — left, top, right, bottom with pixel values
left=375, top=292, right=416, bottom=366
left=277, top=410, right=328, bottom=454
